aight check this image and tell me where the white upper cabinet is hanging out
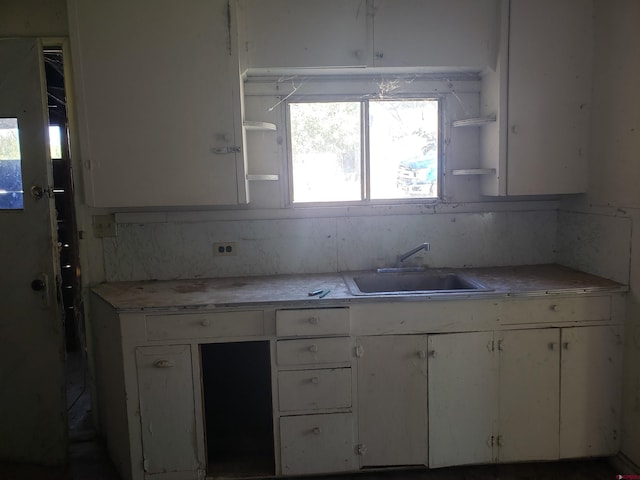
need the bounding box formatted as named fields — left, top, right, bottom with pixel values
left=506, top=0, right=593, bottom=195
left=481, top=0, right=594, bottom=196
left=240, top=0, right=369, bottom=69
left=68, top=0, right=247, bottom=207
left=371, top=0, right=498, bottom=69
left=240, top=0, right=499, bottom=72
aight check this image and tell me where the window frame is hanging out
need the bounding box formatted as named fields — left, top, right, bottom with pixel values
left=285, top=94, right=443, bottom=207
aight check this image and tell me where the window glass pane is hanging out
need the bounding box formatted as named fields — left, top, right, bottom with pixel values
left=0, top=118, right=23, bottom=209
left=290, top=102, right=361, bottom=203
left=49, top=125, right=62, bottom=159
left=369, top=99, right=438, bottom=200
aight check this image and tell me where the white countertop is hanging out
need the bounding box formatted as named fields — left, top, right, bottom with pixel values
left=91, top=264, right=626, bottom=312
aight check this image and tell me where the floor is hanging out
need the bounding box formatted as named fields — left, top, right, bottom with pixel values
left=0, top=351, right=121, bottom=480
left=0, top=352, right=629, bottom=479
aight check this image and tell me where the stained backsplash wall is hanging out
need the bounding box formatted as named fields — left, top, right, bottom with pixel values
left=102, top=208, right=558, bottom=282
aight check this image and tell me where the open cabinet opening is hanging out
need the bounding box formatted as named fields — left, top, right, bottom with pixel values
left=201, top=341, right=275, bottom=477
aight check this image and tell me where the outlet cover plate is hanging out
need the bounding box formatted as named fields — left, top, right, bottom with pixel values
left=213, top=242, right=237, bottom=256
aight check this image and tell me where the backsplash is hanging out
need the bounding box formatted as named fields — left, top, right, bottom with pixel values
left=103, top=210, right=558, bottom=282
left=556, top=209, right=632, bottom=285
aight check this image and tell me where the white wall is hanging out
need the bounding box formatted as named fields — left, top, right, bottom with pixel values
left=558, top=0, right=640, bottom=467
left=103, top=207, right=557, bottom=282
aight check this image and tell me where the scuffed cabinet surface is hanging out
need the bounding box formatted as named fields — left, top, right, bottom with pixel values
left=68, top=0, right=245, bottom=207
left=560, top=325, right=623, bottom=457
left=136, top=345, right=201, bottom=475
left=357, top=335, right=429, bottom=467
left=90, top=265, right=625, bottom=480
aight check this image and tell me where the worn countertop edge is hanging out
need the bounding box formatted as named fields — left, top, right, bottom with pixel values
left=103, top=285, right=629, bottom=314
left=91, top=264, right=628, bottom=312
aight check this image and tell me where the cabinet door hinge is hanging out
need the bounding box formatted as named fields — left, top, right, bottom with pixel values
left=355, top=344, right=364, bottom=358
left=356, top=444, right=367, bottom=456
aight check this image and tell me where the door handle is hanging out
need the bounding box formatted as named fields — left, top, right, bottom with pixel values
left=30, top=273, right=50, bottom=308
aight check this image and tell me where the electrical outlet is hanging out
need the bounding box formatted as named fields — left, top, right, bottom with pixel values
left=213, top=242, right=237, bottom=256
left=92, top=214, right=117, bottom=238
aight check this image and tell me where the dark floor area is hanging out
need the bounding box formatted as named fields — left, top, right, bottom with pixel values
left=0, top=352, right=631, bottom=479
left=0, top=351, right=120, bottom=480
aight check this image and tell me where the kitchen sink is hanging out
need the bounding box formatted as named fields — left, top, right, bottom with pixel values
left=343, top=271, right=493, bottom=296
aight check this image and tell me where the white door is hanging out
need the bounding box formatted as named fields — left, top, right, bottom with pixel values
left=560, top=325, right=623, bottom=457
left=428, top=331, right=498, bottom=467
left=0, top=39, right=66, bottom=464
left=498, top=329, right=560, bottom=462
left=357, top=335, right=429, bottom=467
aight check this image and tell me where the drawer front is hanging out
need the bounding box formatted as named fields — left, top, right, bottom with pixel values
left=278, top=368, right=351, bottom=412
left=276, top=308, right=349, bottom=337
left=280, top=413, right=356, bottom=475
left=146, top=310, right=264, bottom=341
left=277, top=337, right=352, bottom=366
left=499, top=296, right=611, bottom=325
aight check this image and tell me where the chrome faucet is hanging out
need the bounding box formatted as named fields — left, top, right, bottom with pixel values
left=397, top=243, right=430, bottom=266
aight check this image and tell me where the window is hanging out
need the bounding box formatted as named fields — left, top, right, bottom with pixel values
left=288, top=98, right=439, bottom=204
left=0, top=121, right=64, bottom=210
left=0, top=118, right=23, bottom=210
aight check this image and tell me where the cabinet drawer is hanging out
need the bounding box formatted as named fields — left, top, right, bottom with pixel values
left=278, top=368, right=351, bottom=412
left=499, top=296, right=611, bottom=325
left=146, top=310, right=264, bottom=341
left=276, top=308, right=349, bottom=337
left=277, top=337, right=352, bottom=366
left=280, top=413, right=355, bottom=475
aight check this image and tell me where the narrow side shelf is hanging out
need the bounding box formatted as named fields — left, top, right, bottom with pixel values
left=451, top=168, right=496, bottom=176
left=244, top=121, right=277, bottom=131
left=246, top=174, right=279, bottom=181
left=451, top=114, right=496, bottom=128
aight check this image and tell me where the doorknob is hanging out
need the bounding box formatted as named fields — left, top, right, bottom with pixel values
left=31, top=279, right=46, bottom=291
left=30, top=185, right=53, bottom=199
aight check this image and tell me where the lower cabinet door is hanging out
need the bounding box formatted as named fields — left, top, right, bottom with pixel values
left=498, top=329, right=560, bottom=462
left=280, top=413, right=356, bottom=475
left=428, top=331, right=498, bottom=467
left=560, top=325, right=622, bottom=457
left=357, top=335, right=429, bottom=467
left=136, top=345, right=200, bottom=474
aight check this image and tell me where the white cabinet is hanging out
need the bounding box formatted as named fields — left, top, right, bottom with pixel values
left=428, top=329, right=559, bottom=467
left=427, top=331, right=498, bottom=467
left=275, top=308, right=356, bottom=476
left=90, top=285, right=624, bottom=480
left=481, top=0, right=594, bottom=196
left=68, top=0, right=247, bottom=207
left=356, top=335, right=429, bottom=467
left=429, top=325, right=622, bottom=468
left=560, top=325, right=622, bottom=458
left=240, top=0, right=368, bottom=69
left=240, top=0, right=498, bottom=71
left=371, top=0, right=498, bottom=69
left=135, top=345, right=202, bottom=475
left=280, top=413, right=355, bottom=475
left=498, top=329, right=560, bottom=462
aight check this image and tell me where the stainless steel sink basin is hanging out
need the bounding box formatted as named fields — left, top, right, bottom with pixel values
left=343, top=271, right=493, bottom=296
